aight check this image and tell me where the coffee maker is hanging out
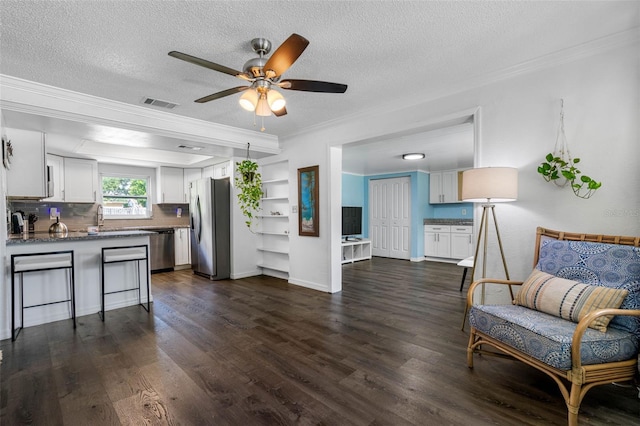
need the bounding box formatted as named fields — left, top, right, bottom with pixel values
left=11, top=210, right=25, bottom=234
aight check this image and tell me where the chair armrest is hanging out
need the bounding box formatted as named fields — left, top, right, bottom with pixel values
left=466, top=278, right=524, bottom=307
left=571, top=309, right=640, bottom=368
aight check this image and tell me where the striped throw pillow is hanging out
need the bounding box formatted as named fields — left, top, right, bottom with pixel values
left=515, top=269, right=629, bottom=332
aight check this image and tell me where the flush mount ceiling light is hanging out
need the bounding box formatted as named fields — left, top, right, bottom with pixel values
left=168, top=34, right=348, bottom=131
left=402, top=153, right=425, bottom=160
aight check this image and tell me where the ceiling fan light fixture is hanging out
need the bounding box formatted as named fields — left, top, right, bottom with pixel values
left=255, top=95, right=272, bottom=117
left=402, top=153, right=425, bottom=160
left=239, top=90, right=259, bottom=111
left=267, top=89, right=286, bottom=111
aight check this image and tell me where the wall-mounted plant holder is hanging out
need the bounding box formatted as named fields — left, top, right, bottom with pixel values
left=537, top=99, right=602, bottom=199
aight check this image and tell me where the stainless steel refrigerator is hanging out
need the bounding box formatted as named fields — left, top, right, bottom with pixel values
left=189, top=177, right=231, bottom=280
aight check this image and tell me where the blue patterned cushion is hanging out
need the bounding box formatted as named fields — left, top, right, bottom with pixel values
left=469, top=304, right=640, bottom=370
left=536, top=237, right=640, bottom=336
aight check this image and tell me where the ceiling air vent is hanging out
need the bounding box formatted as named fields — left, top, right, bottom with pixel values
left=177, top=144, right=202, bottom=151
left=141, top=97, right=179, bottom=109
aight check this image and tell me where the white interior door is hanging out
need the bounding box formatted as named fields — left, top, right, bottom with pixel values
left=369, top=177, right=411, bottom=259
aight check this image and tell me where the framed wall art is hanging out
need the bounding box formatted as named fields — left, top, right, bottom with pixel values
left=298, top=165, right=319, bottom=237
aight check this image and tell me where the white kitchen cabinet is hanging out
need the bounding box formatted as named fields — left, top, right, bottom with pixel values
left=63, top=157, right=99, bottom=203
left=6, top=128, right=48, bottom=199
left=450, top=225, right=474, bottom=259
left=183, top=168, right=202, bottom=203
left=46, top=154, right=65, bottom=201
left=157, top=166, right=184, bottom=203
left=45, top=155, right=99, bottom=203
left=213, top=160, right=232, bottom=178
left=174, top=227, right=191, bottom=266
left=429, top=170, right=459, bottom=204
left=424, top=225, right=452, bottom=258
left=202, top=165, right=214, bottom=179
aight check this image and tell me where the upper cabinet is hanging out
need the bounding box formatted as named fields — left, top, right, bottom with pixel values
left=5, top=128, right=48, bottom=199
left=62, top=157, right=99, bottom=203
left=157, top=166, right=185, bottom=204
left=183, top=168, right=202, bottom=202
left=429, top=169, right=462, bottom=204
left=46, top=154, right=65, bottom=201
left=45, top=155, right=99, bottom=203
left=158, top=166, right=206, bottom=204
left=213, top=160, right=232, bottom=179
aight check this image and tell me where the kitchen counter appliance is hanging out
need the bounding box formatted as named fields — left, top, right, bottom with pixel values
left=150, top=228, right=175, bottom=273
left=190, top=178, right=230, bottom=280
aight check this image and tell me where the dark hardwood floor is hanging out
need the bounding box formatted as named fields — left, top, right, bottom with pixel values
left=1, top=258, right=638, bottom=425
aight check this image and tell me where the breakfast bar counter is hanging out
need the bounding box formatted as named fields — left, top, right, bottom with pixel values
left=6, top=229, right=156, bottom=245
left=2, top=231, right=154, bottom=340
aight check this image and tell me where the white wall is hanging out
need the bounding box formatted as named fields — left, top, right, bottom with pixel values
left=281, top=38, right=640, bottom=293
left=229, top=156, right=261, bottom=279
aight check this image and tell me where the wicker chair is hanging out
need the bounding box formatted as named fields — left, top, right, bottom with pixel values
left=467, top=227, right=640, bottom=426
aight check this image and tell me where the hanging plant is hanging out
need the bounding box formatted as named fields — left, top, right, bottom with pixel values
left=536, top=99, right=602, bottom=199
left=235, top=143, right=263, bottom=230
left=537, top=154, right=602, bottom=199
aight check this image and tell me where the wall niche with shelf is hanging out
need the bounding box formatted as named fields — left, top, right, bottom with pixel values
left=256, top=159, right=289, bottom=279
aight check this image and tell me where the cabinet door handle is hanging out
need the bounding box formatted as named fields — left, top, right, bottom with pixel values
left=93, top=190, right=96, bottom=202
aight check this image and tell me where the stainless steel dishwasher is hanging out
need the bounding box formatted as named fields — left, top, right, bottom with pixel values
left=150, top=229, right=175, bottom=273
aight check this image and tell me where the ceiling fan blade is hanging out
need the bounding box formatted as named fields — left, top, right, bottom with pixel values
left=195, top=86, right=249, bottom=103
left=279, top=79, right=348, bottom=93
left=169, top=51, right=250, bottom=80
left=263, top=34, right=309, bottom=78
left=272, top=106, right=287, bottom=117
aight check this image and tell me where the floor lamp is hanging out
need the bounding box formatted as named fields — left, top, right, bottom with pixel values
left=460, top=167, right=518, bottom=329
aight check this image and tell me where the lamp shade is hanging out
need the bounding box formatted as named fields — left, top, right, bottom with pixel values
left=255, top=95, right=271, bottom=117
left=461, top=167, right=518, bottom=202
left=267, top=89, right=286, bottom=111
left=239, top=90, right=259, bottom=111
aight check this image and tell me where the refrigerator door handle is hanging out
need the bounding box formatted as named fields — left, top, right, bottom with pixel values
left=196, top=195, right=203, bottom=243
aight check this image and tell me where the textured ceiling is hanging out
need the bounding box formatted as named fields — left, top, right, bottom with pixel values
left=1, top=1, right=638, bottom=169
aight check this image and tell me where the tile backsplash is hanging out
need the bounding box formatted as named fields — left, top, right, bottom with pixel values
left=8, top=201, right=189, bottom=233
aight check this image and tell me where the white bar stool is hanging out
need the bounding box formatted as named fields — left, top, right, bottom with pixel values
left=100, top=245, right=150, bottom=321
left=11, top=250, right=76, bottom=341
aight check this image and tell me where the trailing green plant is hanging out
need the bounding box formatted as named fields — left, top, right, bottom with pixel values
left=537, top=153, right=602, bottom=199
left=235, top=158, right=263, bottom=230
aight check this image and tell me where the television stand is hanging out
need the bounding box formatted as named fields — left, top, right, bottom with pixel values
left=341, top=239, right=371, bottom=264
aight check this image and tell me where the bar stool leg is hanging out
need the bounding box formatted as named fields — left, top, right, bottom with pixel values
left=145, top=255, right=151, bottom=312
left=11, top=259, right=16, bottom=341
left=100, top=251, right=105, bottom=321
left=70, top=260, right=76, bottom=329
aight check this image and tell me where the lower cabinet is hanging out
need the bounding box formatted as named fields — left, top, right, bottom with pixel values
left=424, top=224, right=473, bottom=260
left=424, top=226, right=451, bottom=258
left=174, top=228, right=190, bottom=266
left=451, top=226, right=474, bottom=259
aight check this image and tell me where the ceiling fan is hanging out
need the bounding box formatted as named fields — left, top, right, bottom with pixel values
left=169, top=34, right=348, bottom=120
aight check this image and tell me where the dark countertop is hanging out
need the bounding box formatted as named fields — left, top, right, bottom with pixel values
left=7, top=230, right=156, bottom=245
left=423, top=219, right=474, bottom=226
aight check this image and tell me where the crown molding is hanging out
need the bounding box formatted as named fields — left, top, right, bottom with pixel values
left=0, top=75, right=281, bottom=155
left=286, top=28, right=640, bottom=141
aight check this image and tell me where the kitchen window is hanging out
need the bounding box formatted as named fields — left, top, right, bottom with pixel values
left=101, top=175, right=151, bottom=219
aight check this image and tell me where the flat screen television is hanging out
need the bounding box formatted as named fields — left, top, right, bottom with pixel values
left=342, top=206, right=362, bottom=240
